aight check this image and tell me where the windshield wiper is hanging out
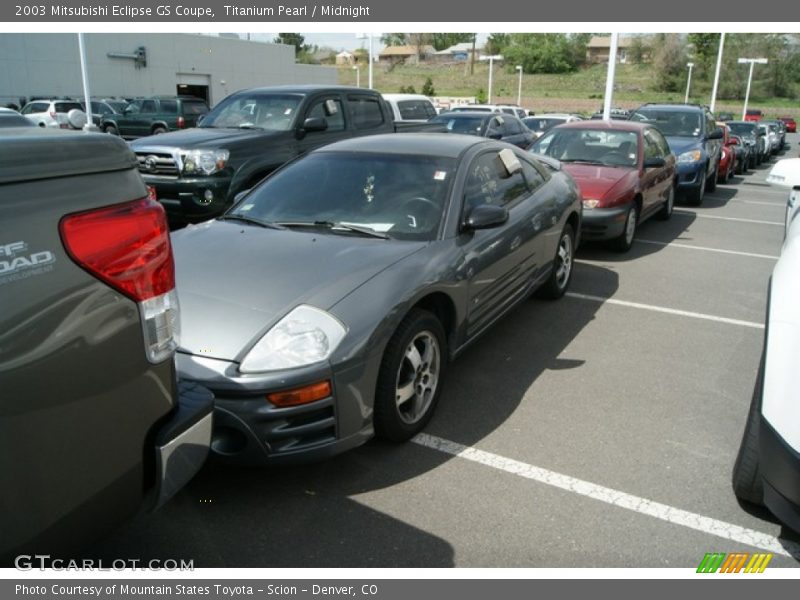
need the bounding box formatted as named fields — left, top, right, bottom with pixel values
left=561, top=159, right=605, bottom=165
left=276, top=221, right=389, bottom=239
left=238, top=124, right=264, bottom=130
left=217, top=214, right=286, bottom=230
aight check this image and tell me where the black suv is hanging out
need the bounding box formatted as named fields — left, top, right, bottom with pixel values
left=630, top=103, right=723, bottom=205
left=0, top=127, right=213, bottom=561
left=102, top=95, right=209, bottom=139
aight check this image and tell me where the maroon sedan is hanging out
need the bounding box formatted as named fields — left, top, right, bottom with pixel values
left=778, top=116, right=796, bottom=134
left=529, top=120, right=677, bottom=252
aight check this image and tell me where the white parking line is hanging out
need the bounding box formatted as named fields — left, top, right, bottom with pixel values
left=565, top=292, right=764, bottom=330
left=740, top=199, right=788, bottom=207
left=636, top=238, right=779, bottom=260
left=674, top=211, right=783, bottom=226
left=412, top=433, right=800, bottom=560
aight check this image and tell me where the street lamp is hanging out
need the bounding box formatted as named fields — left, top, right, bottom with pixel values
left=738, top=57, right=768, bottom=120
left=684, top=62, right=695, bottom=104
left=479, top=54, right=502, bottom=104
left=352, top=64, right=360, bottom=88
left=515, top=65, right=523, bottom=106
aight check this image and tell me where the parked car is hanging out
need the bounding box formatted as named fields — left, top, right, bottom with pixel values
left=0, top=107, right=34, bottom=128
left=450, top=104, right=527, bottom=119
left=431, top=111, right=536, bottom=149
left=101, top=95, right=209, bottom=139
left=171, top=133, right=581, bottom=464
left=523, top=114, right=583, bottom=138
left=778, top=116, right=796, bottom=134
left=717, top=112, right=734, bottom=122
left=760, top=122, right=780, bottom=155
left=744, top=109, right=763, bottom=122
left=0, top=127, right=213, bottom=561
left=19, top=98, right=87, bottom=130
left=131, top=86, right=443, bottom=225
left=716, top=122, right=738, bottom=183
left=727, top=121, right=764, bottom=168
left=590, top=107, right=630, bottom=120
left=733, top=157, right=800, bottom=534
left=763, top=119, right=787, bottom=151
left=728, top=135, right=750, bottom=176
left=629, top=103, right=723, bottom=205
left=382, top=93, right=438, bottom=122
left=80, top=98, right=128, bottom=128
left=529, top=120, right=676, bottom=251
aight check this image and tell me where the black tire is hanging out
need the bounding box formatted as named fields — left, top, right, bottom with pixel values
left=536, top=224, right=575, bottom=300
left=152, top=126, right=167, bottom=135
left=732, top=352, right=765, bottom=506
left=104, top=124, right=118, bottom=136
left=706, top=162, right=717, bottom=193
left=686, top=172, right=705, bottom=206
left=657, top=184, right=675, bottom=221
left=609, top=204, right=637, bottom=252
left=374, top=309, right=447, bottom=442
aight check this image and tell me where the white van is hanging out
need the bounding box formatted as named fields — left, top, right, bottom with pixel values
left=382, top=94, right=438, bottom=122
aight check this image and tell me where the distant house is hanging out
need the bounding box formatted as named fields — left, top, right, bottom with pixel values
left=335, top=51, right=355, bottom=65
left=379, top=45, right=436, bottom=65
left=586, top=36, right=653, bottom=64
left=433, top=42, right=483, bottom=62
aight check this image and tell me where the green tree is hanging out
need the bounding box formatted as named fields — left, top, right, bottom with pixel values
left=422, top=77, right=436, bottom=96
left=431, top=33, right=474, bottom=52
left=651, top=33, right=688, bottom=92
left=484, top=33, right=510, bottom=55
left=502, top=34, right=582, bottom=74
left=274, top=33, right=309, bottom=55
left=380, top=33, right=407, bottom=47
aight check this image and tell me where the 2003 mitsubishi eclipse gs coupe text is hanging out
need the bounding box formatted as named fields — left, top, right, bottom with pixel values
left=172, top=133, right=582, bottom=464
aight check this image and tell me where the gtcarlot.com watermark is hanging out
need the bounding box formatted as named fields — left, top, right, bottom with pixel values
left=15, top=555, right=194, bottom=571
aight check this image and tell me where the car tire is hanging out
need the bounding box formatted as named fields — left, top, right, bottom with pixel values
left=686, top=173, right=705, bottom=206
left=706, top=162, right=717, bottom=193
left=152, top=126, right=168, bottom=135
left=104, top=124, right=118, bottom=136
left=657, top=184, right=675, bottom=221
left=374, top=309, right=447, bottom=442
left=610, top=204, right=637, bottom=252
left=732, top=351, right=765, bottom=506
left=536, top=224, right=575, bottom=300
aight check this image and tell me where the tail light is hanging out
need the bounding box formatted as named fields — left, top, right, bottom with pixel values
left=59, top=198, right=179, bottom=363
left=177, top=116, right=185, bottom=128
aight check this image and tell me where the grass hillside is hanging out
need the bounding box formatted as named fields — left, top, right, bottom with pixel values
left=338, top=62, right=798, bottom=116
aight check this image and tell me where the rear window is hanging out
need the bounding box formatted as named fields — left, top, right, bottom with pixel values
left=55, top=102, right=83, bottom=113
left=397, top=100, right=436, bottom=120
left=349, top=96, right=384, bottom=130
left=630, top=109, right=703, bottom=138
left=160, top=100, right=178, bottom=114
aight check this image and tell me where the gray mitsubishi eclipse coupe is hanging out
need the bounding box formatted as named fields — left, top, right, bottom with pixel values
left=172, top=133, right=582, bottom=464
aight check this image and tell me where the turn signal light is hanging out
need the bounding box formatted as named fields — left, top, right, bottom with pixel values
left=266, top=381, right=332, bottom=407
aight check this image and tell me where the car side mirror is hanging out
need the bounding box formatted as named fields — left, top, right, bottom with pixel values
left=643, top=157, right=665, bottom=168
left=464, top=204, right=509, bottom=231
left=708, top=128, right=724, bottom=140
left=302, top=117, right=328, bottom=132
left=487, top=131, right=502, bottom=140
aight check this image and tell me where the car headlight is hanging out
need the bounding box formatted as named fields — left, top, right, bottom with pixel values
left=582, top=199, right=600, bottom=209
left=239, top=305, right=347, bottom=373
left=677, top=150, right=703, bottom=163
left=182, top=149, right=229, bottom=175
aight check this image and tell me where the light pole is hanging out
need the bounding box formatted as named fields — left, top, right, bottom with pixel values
left=684, top=62, right=695, bottom=104
left=515, top=65, right=523, bottom=106
left=356, top=33, right=376, bottom=89
left=479, top=54, right=502, bottom=104
left=709, top=34, right=725, bottom=113
left=352, top=64, right=360, bottom=88
left=738, top=57, right=768, bottom=120
left=602, top=33, right=619, bottom=121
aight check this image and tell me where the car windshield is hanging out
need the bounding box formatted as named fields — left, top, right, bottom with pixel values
left=530, top=128, right=639, bottom=167
left=431, top=114, right=486, bottom=135
left=229, top=152, right=456, bottom=241
left=727, top=122, right=757, bottom=136
left=200, top=93, right=301, bottom=130
left=523, top=117, right=566, bottom=131
left=630, top=109, right=702, bottom=137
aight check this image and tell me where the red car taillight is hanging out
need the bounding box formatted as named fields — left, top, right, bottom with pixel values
left=59, top=198, right=179, bottom=363
left=177, top=116, right=185, bottom=128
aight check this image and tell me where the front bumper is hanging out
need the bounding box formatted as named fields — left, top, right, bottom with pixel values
left=151, top=381, right=214, bottom=508
left=176, top=353, right=376, bottom=465
left=760, top=416, right=800, bottom=533
left=581, top=203, right=631, bottom=241
left=675, top=161, right=706, bottom=191
left=142, top=174, right=232, bottom=223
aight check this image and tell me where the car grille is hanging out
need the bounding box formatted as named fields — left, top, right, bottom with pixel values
left=135, top=151, right=179, bottom=177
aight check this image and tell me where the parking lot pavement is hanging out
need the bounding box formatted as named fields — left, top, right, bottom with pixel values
left=84, top=135, right=800, bottom=568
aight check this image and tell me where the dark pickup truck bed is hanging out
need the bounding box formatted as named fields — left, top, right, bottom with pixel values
left=0, top=128, right=213, bottom=562
left=131, top=85, right=443, bottom=224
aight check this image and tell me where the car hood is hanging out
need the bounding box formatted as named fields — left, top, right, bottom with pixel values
left=130, top=127, right=283, bottom=149
left=561, top=163, right=636, bottom=201
left=172, top=220, right=426, bottom=362
left=665, top=136, right=703, bottom=156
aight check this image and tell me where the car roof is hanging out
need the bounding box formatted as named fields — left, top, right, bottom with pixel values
left=231, top=85, right=365, bottom=95
left=436, top=111, right=493, bottom=119
left=548, top=120, right=648, bottom=133
left=312, top=132, right=492, bottom=158
left=382, top=94, right=433, bottom=102
left=634, top=104, right=705, bottom=113
left=0, top=129, right=137, bottom=184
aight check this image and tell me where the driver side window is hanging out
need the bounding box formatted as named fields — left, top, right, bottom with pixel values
left=463, top=152, right=528, bottom=216
left=307, top=98, right=345, bottom=132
